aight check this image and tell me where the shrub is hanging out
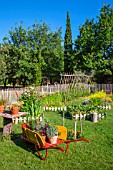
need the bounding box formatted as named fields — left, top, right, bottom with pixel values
left=20, top=88, right=43, bottom=118
left=41, top=92, right=62, bottom=107
left=88, top=91, right=113, bottom=106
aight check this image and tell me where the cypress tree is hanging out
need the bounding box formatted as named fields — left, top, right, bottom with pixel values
left=64, top=11, right=73, bottom=73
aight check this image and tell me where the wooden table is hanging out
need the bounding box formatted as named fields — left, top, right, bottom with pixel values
left=0, top=111, right=28, bottom=136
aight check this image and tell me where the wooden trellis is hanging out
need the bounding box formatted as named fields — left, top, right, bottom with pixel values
left=60, top=73, right=92, bottom=84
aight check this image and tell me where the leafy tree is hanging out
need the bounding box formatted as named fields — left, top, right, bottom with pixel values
left=2, top=23, right=33, bottom=87
left=41, top=28, right=64, bottom=83
left=94, top=4, right=113, bottom=83
left=74, top=3, right=113, bottom=83
left=1, top=20, right=63, bottom=86
left=0, top=46, right=7, bottom=86
left=29, top=21, right=63, bottom=84
left=75, top=18, right=96, bottom=74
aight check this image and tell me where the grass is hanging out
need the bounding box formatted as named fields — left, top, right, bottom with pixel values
left=0, top=109, right=113, bottom=170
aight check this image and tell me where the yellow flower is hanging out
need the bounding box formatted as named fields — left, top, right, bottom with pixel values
left=19, top=101, right=24, bottom=105
left=88, top=91, right=113, bottom=105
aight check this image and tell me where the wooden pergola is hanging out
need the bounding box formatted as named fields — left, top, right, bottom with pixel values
left=60, top=73, right=92, bottom=84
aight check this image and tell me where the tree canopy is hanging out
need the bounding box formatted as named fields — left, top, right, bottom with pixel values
left=0, top=3, right=113, bottom=86
left=74, top=3, right=113, bottom=83
left=0, top=21, right=63, bottom=87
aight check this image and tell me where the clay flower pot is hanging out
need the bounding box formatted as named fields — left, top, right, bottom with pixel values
left=0, top=105, right=5, bottom=113
left=48, top=135, right=58, bottom=144
left=46, top=125, right=58, bottom=144
left=11, top=107, right=19, bottom=115
left=9, top=101, right=23, bottom=115
left=0, top=98, right=7, bottom=113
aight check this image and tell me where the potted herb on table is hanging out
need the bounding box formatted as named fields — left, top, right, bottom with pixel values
left=9, top=101, right=24, bottom=115
left=0, top=98, right=7, bottom=113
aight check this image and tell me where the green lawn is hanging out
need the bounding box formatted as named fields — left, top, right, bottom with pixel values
left=0, top=109, right=113, bottom=170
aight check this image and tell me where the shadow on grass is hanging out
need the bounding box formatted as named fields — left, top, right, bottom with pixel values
left=0, top=127, right=3, bottom=132
left=11, top=132, right=37, bottom=156
left=11, top=132, right=66, bottom=160
left=58, top=110, right=73, bottom=120
left=0, top=128, right=3, bottom=141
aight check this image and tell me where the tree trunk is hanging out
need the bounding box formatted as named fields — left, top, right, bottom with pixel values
left=3, top=79, right=7, bottom=88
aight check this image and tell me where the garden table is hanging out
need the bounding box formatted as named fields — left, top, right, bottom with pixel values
left=0, top=111, right=28, bottom=136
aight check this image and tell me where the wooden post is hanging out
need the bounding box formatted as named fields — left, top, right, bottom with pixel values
left=74, top=115, right=76, bottom=139
left=42, top=111, right=44, bottom=120
left=80, top=112, right=82, bottom=134
left=15, top=117, right=19, bottom=124
left=3, top=117, right=12, bottom=136
left=62, top=112, right=64, bottom=126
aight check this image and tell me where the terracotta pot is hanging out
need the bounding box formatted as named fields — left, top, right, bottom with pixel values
left=11, top=107, right=19, bottom=115
left=48, top=135, right=58, bottom=144
left=41, top=135, right=46, bottom=143
left=0, top=105, right=5, bottom=113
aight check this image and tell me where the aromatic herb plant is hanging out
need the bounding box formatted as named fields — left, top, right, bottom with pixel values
left=46, top=125, right=58, bottom=137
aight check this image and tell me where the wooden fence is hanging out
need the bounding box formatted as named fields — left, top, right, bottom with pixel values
left=0, top=84, right=113, bottom=101
left=12, top=105, right=111, bottom=124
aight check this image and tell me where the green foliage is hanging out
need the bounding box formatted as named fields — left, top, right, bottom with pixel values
left=42, top=28, right=64, bottom=83
left=20, top=88, right=43, bottom=118
left=67, top=130, right=80, bottom=140
left=28, top=119, right=46, bottom=135
left=65, top=101, right=87, bottom=117
left=0, top=47, right=7, bottom=85
left=46, top=125, right=58, bottom=137
left=75, top=18, right=95, bottom=73
left=40, top=85, right=90, bottom=108
left=67, top=130, right=75, bottom=140
left=35, top=120, right=47, bottom=135
left=64, top=11, right=74, bottom=73
left=28, top=119, right=38, bottom=130
left=64, top=101, right=82, bottom=118
left=61, top=83, right=90, bottom=103
left=89, top=97, right=103, bottom=107
left=1, top=21, right=63, bottom=87
left=74, top=4, right=113, bottom=82
left=64, top=94, right=107, bottom=118
left=41, top=92, right=62, bottom=107
left=0, top=98, right=7, bottom=106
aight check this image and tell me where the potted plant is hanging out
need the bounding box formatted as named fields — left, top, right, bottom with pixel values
left=46, top=125, right=58, bottom=144
left=82, top=99, right=98, bottom=122
left=29, top=119, right=38, bottom=130
left=0, top=97, right=7, bottom=113
left=29, top=119, right=47, bottom=142
left=36, top=122, right=46, bottom=142
left=9, top=101, right=24, bottom=115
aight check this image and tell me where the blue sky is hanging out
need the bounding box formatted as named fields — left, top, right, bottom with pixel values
left=0, top=0, right=113, bottom=43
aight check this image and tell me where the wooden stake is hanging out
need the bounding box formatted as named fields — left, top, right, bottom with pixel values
left=74, top=115, right=76, bottom=139
left=63, top=112, right=64, bottom=126
left=80, top=112, right=82, bottom=134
